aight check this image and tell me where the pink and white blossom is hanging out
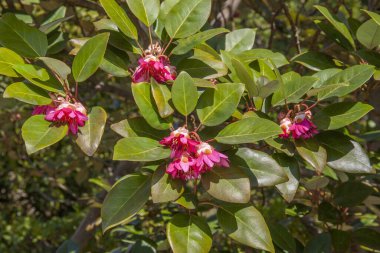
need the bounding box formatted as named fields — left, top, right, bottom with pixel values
left=279, top=111, right=318, bottom=139
left=166, top=155, right=199, bottom=180
left=195, top=142, right=229, bottom=172
left=132, top=55, right=176, bottom=83
left=159, top=127, right=199, bottom=158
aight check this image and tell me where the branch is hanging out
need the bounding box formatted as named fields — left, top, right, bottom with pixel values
left=282, top=1, right=301, bottom=54
left=211, top=0, right=242, bottom=27
left=64, top=0, right=105, bottom=14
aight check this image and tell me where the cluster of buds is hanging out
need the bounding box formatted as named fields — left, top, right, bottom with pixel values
left=279, top=110, right=318, bottom=139
left=160, top=127, right=229, bottom=180
left=132, top=43, right=176, bottom=83
left=33, top=97, right=88, bottom=135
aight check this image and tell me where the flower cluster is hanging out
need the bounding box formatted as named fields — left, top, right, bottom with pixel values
left=132, top=43, right=176, bottom=83
left=160, top=127, right=229, bottom=180
left=279, top=110, right=318, bottom=139
left=33, top=100, right=88, bottom=135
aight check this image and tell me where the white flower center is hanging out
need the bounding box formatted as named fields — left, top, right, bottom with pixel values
left=197, top=142, right=212, bottom=155
left=172, top=127, right=189, bottom=138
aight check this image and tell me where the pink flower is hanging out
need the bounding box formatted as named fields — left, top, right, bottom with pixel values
left=166, top=155, right=200, bottom=180
left=279, top=117, right=292, bottom=139
left=132, top=55, right=176, bottom=83
left=195, top=142, right=229, bottom=172
left=32, top=105, right=55, bottom=115
left=289, top=112, right=318, bottom=139
left=45, top=102, right=88, bottom=135
left=160, top=127, right=199, bottom=158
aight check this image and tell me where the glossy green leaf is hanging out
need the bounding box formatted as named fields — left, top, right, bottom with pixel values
left=197, top=83, right=244, bottom=126
left=295, top=138, right=327, bottom=173
left=191, top=47, right=228, bottom=79
left=76, top=107, right=107, bottom=156
left=101, top=173, right=151, bottom=232
left=363, top=10, right=380, bottom=26
left=269, top=224, right=296, bottom=253
left=40, top=6, right=67, bottom=34
left=357, top=20, right=380, bottom=49
left=334, top=181, right=373, bottom=207
left=215, top=117, right=282, bottom=144
left=0, top=47, right=25, bottom=77
left=113, top=137, right=170, bottom=161
left=292, top=51, right=336, bottom=71
left=331, top=229, right=351, bottom=253
left=151, top=166, right=183, bottom=203
left=273, top=154, right=300, bottom=202
left=312, top=68, right=342, bottom=88
left=100, top=49, right=130, bottom=77
left=225, top=29, right=256, bottom=54
left=319, top=65, right=375, bottom=98
left=165, top=0, right=212, bottom=38
left=315, top=5, right=355, bottom=50
left=131, top=82, right=172, bottom=130
left=38, top=57, right=71, bottom=80
left=172, top=28, right=229, bottom=55
left=317, top=131, right=374, bottom=174
left=232, top=148, right=288, bottom=187
left=13, top=64, right=64, bottom=93
left=0, top=13, right=48, bottom=58
left=21, top=115, right=68, bottom=155
left=72, top=33, right=109, bottom=82
left=217, top=204, right=274, bottom=253
left=167, top=214, right=212, bottom=253
left=99, top=0, right=138, bottom=40
left=307, top=83, right=349, bottom=100
left=177, top=59, right=217, bottom=79
left=3, top=82, right=51, bottom=105
left=237, top=49, right=289, bottom=68
left=231, top=58, right=258, bottom=97
left=314, top=102, right=373, bottom=130
left=171, top=72, right=198, bottom=116
left=151, top=79, right=174, bottom=118
left=126, top=0, right=160, bottom=27
left=201, top=166, right=250, bottom=203
left=272, top=76, right=317, bottom=106
left=110, top=117, right=167, bottom=140
left=265, top=137, right=295, bottom=156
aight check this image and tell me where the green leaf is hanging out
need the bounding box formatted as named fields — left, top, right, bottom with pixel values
left=172, top=28, right=229, bottom=55
left=295, top=138, right=327, bottom=173
left=265, top=137, right=295, bottom=156
left=357, top=20, right=380, bottom=49
left=232, top=148, right=288, bottom=187
left=273, top=154, right=300, bottom=202
left=177, top=59, right=217, bottom=79
left=319, top=65, right=375, bottom=97
left=167, top=214, right=212, bottom=253
left=0, top=47, right=25, bottom=77
left=317, top=131, right=374, bottom=174
left=314, top=102, right=373, bottom=130
left=113, top=137, right=170, bottom=161
left=197, top=83, right=244, bottom=126
left=151, top=79, right=174, bottom=118
left=315, top=5, right=355, bottom=50
left=237, top=49, right=289, bottom=68
left=304, top=233, right=332, bottom=253
left=318, top=202, right=342, bottom=225
left=331, top=229, right=351, bottom=253
left=215, top=117, right=282, bottom=144
left=76, top=107, right=107, bottom=156
left=40, top=6, right=67, bottom=34
left=38, top=57, right=71, bottom=80
left=217, top=204, right=274, bottom=253
left=131, top=82, right=172, bottom=130
left=21, top=115, right=68, bottom=155
left=231, top=58, right=259, bottom=97
left=353, top=228, right=380, bottom=251
left=110, top=117, right=167, bottom=140
left=312, top=68, right=342, bottom=88
left=334, top=181, right=373, bottom=207
left=100, top=49, right=130, bottom=77
left=291, top=51, right=336, bottom=71
left=101, top=173, right=151, bottom=232
left=363, top=10, right=380, bottom=26
left=165, top=0, right=212, bottom=38
left=99, top=0, right=138, bottom=40
left=0, top=13, right=48, bottom=58
left=271, top=76, right=317, bottom=106
left=225, top=29, right=256, bottom=54
left=171, top=72, right=198, bottom=116
left=126, top=0, right=159, bottom=27
left=191, top=47, right=228, bottom=79
left=72, top=33, right=109, bottom=82
left=201, top=166, right=250, bottom=203
left=13, top=64, right=64, bottom=93
left=3, top=82, right=51, bottom=105
left=307, top=83, right=349, bottom=100
left=151, top=166, right=183, bottom=203
left=269, top=223, right=296, bottom=253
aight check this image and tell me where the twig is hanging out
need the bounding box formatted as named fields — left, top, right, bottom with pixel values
left=282, top=1, right=301, bottom=54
